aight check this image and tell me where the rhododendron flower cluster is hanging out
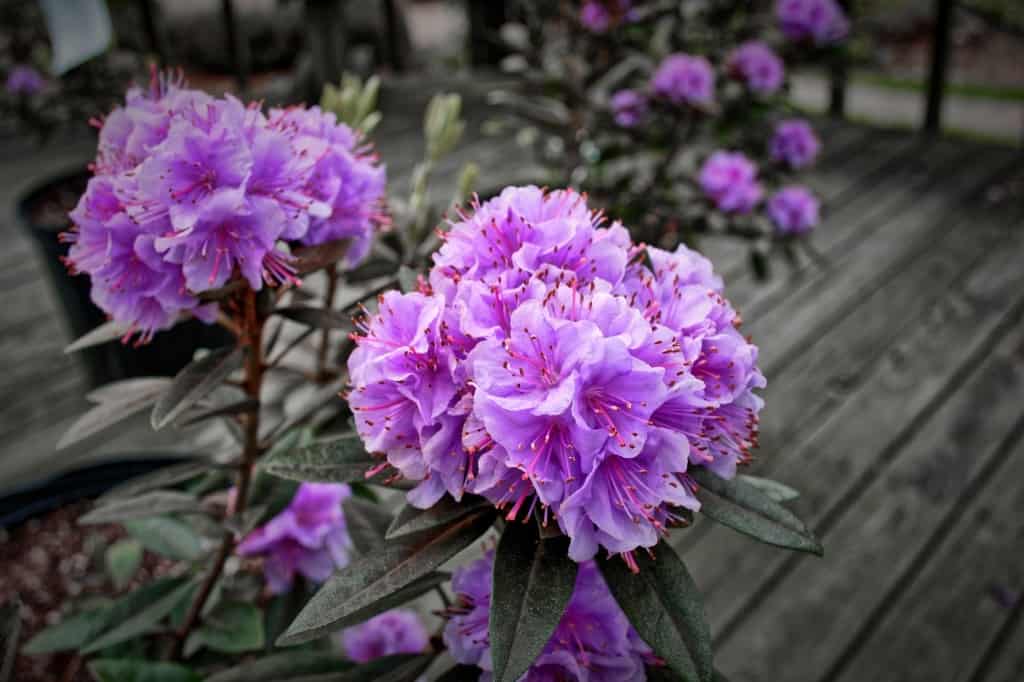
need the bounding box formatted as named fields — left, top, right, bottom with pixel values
left=63, top=72, right=386, bottom=340
left=699, top=151, right=764, bottom=215
left=445, top=551, right=655, bottom=681
left=348, top=186, right=764, bottom=564
left=776, top=0, right=850, bottom=45
left=237, top=482, right=353, bottom=594
left=5, top=64, right=45, bottom=95
left=769, top=186, right=820, bottom=235
left=651, top=53, right=715, bottom=107
left=340, top=609, right=429, bottom=663
left=610, top=89, right=648, bottom=128
left=727, top=41, right=785, bottom=96
left=770, top=118, right=821, bottom=170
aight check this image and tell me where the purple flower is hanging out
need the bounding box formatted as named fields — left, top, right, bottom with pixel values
left=66, top=75, right=386, bottom=340
left=651, top=53, right=715, bottom=107
left=770, top=118, right=820, bottom=169
left=5, top=64, right=45, bottom=95
left=699, top=151, right=763, bottom=214
left=579, top=1, right=634, bottom=33
left=237, top=483, right=352, bottom=594
left=341, top=610, right=429, bottom=663
left=727, top=41, right=785, bottom=95
left=768, top=186, right=820, bottom=235
left=445, top=554, right=653, bottom=681
left=348, top=187, right=765, bottom=565
left=776, top=0, right=850, bottom=45
left=610, top=90, right=648, bottom=128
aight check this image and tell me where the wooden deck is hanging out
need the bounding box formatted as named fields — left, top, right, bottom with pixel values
left=1, top=89, right=1022, bottom=680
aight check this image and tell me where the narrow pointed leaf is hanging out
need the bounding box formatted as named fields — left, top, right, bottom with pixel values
left=490, top=521, right=577, bottom=682
left=178, top=398, right=260, bottom=427
left=278, top=508, right=495, bottom=645
left=105, top=540, right=143, bottom=590
left=184, top=602, right=264, bottom=656
left=690, top=469, right=822, bottom=555
left=88, top=659, right=201, bottom=682
left=64, top=320, right=129, bottom=354
left=206, top=652, right=351, bottom=682
left=124, top=517, right=204, bottom=561
left=738, top=475, right=800, bottom=503
left=599, top=543, right=712, bottom=682
left=99, top=461, right=208, bottom=503
left=80, top=491, right=200, bottom=524
left=83, top=578, right=197, bottom=653
left=58, top=380, right=169, bottom=449
left=343, top=497, right=393, bottom=552
left=22, top=607, right=112, bottom=654
left=386, top=494, right=490, bottom=540
left=87, top=378, right=173, bottom=405
left=275, top=306, right=352, bottom=331
left=263, top=434, right=380, bottom=484
left=151, top=347, right=244, bottom=430
left=289, top=654, right=432, bottom=682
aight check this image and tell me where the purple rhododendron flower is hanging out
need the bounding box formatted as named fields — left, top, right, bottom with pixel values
left=445, top=553, right=654, bottom=681
left=768, top=186, right=820, bottom=235
left=651, top=53, right=715, bottom=106
left=770, top=118, right=821, bottom=169
left=237, top=482, right=352, bottom=594
left=776, top=0, right=850, bottom=45
left=699, top=151, right=763, bottom=214
left=5, top=64, right=45, bottom=95
left=610, top=89, right=648, bottom=128
left=579, top=1, right=634, bottom=33
left=341, top=609, right=429, bottom=663
left=348, top=186, right=764, bottom=566
left=64, top=72, right=386, bottom=341
left=727, top=41, right=785, bottom=95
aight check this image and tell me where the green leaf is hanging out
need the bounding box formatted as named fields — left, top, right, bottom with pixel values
left=386, top=494, right=491, bottom=540
left=1, top=599, right=21, bottom=682
left=737, top=475, right=800, bottom=503
left=83, top=578, right=197, bottom=653
left=275, top=306, right=352, bottom=330
left=184, top=602, right=264, bottom=657
left=490, top=521, right=577, bottom=682
left=81, top=491, right=200, bottom=525
left=22, top=607, right=112, bottom=654
left=279, top=508, right=495, bottom=645
left=88, top=659, right=201, bottom=682
left=64, top=320, right=130, bottom=354
left=99, top=461, right=208, bottom=503
left=293, top=238, right=350, bottom=275
left=105, top=540, right=143, bottom=590
left=177, top=398, right=260, bottom=427
left=301, top=654, right=432, bottom=682
left=86, top=378, right=174, bottom=405
left=690, top=469, right=823, bottom=555
left=58, top=379, right=170, bottom=449
left=343, top=497, right=393, bottom=553
left=263, top=434, right=380, bottom=484
left=397, top=266, right=418, bottom=293
left=598, top=543, right=712, bottom=682
left=124, top=517, right=204, bottom=561
left=151, top=347, right=245, bottom=430
left=205, top=651, right=351, bottom=682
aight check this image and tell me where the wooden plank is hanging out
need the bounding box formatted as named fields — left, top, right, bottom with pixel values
left=710, top=293, right=1024, bottom=681
left=972, top=600, right=1024, bottom=682
left=831, top=425, right=1024, bottom=682
left=679, top=190, right=1024, bottom=654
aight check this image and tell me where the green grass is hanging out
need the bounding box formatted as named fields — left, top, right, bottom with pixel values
left=855, top=71, right=1024, bottom=103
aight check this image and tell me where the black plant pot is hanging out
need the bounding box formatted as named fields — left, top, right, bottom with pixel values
left=17, top=168, right=232, bottom=387
left=0, top=456, right=185, bottom=529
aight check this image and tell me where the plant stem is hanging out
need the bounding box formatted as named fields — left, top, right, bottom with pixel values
left=171, top=289, right=265, bottom=659
left=316, top=263, right=338, bottom=382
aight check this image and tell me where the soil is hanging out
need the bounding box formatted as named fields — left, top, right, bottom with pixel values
left=0, top=501, right=171, bottom=682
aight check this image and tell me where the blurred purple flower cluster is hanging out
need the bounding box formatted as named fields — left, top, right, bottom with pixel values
left=769, top=186, right=820, bottom=235
left=651, top=54, right=715, bottom=107
left=64, top=72, right=386, bottom=341
left=699, top=151, right=764, bottom=214
left=237, top=482, right=353, bottom=594
left=776, top=0, right=850, bottom=45
left=770, top=118, right=821, bottom=169
left=445, top=551, right=656, bottom=681
left=341, top=609, right=429, bottom=663
left=579, top=0, right=635, bottom=34
left=727, top=41, right=785, bottom=96
left=348, top=186, right=764, bottom=565
left=5, top=64, right=45, bottom=95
